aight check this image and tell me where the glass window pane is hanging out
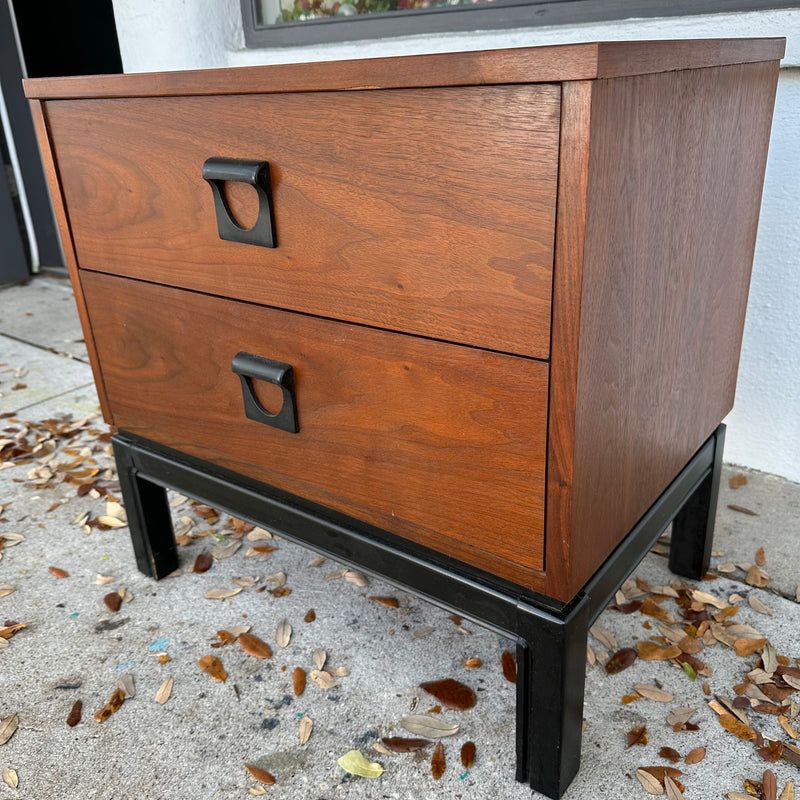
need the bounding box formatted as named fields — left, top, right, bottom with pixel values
left=256, top=0, right=500, bottom=25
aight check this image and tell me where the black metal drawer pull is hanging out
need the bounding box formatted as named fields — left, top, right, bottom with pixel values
left=202, top=157, right=277, bottom=248
left=231, top=351, right=298, bottom=433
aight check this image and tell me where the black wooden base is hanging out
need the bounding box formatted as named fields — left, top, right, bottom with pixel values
left=111, top=424, right=724, bottom=799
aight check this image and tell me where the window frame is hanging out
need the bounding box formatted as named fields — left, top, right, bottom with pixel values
left=241, top=0, right=799, bottom=49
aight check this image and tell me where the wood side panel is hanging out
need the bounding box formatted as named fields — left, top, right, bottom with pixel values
left=47, top=87, right=559, bottom=358
left=544, top=82, right=593, bottom=602
left=27, top=99, right=113, bottom=423
left=22, top=39, right=784, bottom=100
left=566, top=61, right=781, bottom=599
left=81, top=271, right=549, bottom=587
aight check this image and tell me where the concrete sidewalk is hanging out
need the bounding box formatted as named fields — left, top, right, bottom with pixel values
left=1, top=275, right=798, bottom=800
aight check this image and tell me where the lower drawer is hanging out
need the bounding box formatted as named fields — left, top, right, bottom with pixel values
left=82, top=271, right=548, bottom=577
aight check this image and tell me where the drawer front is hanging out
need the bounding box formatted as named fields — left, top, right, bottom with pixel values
left=50, top=86, right=560, bottom=358
left=82, top=271, right=548, bottom=573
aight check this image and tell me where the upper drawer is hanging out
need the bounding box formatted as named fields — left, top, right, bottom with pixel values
left=47, top=86, right=560, bottom=358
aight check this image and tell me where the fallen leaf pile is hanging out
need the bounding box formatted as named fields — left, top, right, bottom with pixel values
left=0, top=413, right=117, bottom=501
left=594, top=545, right=800, bottom=797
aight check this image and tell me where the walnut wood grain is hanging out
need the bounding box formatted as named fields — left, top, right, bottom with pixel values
left=27, top=99, right=112, bottom=422
left=48, top=86, right=560, bottom=358
left=544, top=81, right=593, bottom=599
left=23, top=39, right=784, bottom=100
left=559, top=60, right=781, bottom=600
left=81, top=271, right=549, bottom=585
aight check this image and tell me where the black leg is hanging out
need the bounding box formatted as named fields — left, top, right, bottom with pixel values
left=669, top=424, right=725, bottom=579
left=516, top=597, right=591, bottom=799
left=113, top=437, right=178, bottom=579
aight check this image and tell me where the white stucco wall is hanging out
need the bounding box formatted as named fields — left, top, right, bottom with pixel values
left=111, top=2, right=800, bottom=481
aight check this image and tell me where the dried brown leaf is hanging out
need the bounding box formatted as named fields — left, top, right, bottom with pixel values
left=626, top=724, right=648, bottom=747
left=685, top=746, right=706, bottom=764
left=312, top=648, right=327, bottom=670
left=728, top=504, right=758, bottom=515
left=1, top=767, right=18, bottom=789
left=419, top=678, right=476, bottom=711
left=344, top=570, right=368, bottom=587
left=636, top=768, right=665, bottom=795
left=757, top=741, right=784, bottom=763
left=780, top=780, right=795, bottom=800
left=779, top=715, right=800, bottom=739
left=637, top=641, right=682, bottom=661
left=640, top=766, right=684, bottom=781
left=0, top=714, right=18, bottom=745
left=246, top=527, right=273, bottom=541
left=641, top=597, right=676, bottom=624
left=202, top=587, right=242, bottom=600
left=0, top=585, right=14, bottom=598
left=96, top=515, right=126, bottom=528
left=735, top=638, right=768, bottom=657
left=238, top=633, right=272, bottom=659
left=108, top=689, right=124, bottom=712
left=589, top=624, right=618, bottom=651
left=464, top=657, right=482, bottom=669
left=430, top=741, right=445, bottom=780
left=48, top=566, right=68, bottom=578
left=369, top=595, right=399, bottom=609
left=310, top=669, right=337, bottom=690
left=729, top=473, right=748, bottom=489
left=667, top=708, right=697, bottom=727
left=217, top=629, right=236, bottom=646
left=718, top=713, right=756, bottom=740
left=67, top=700, right=82, bottom=727
left=193, top=552, right=213, bottom=573
left=659, top=746, right=681, bottom=763
left=763, top=644, right=779, bottom=674
left=118, top=674, right=135, bottom=699
left=664, top=775, right=683, bottom=800
left=381, top=737, right=429, bottom=753
left=245, top=765, right=275, bottom=785
left=154, top=677, right=173, bottom=704
left=198, top=654, right=227, bottom=681
left=293, top=667, right=307, bottom=696
left=275, top=620, right=291, bottom=648
left=212, top=540, right=241, bottom=560
left=304, top=608, right=316, bottom=623
left=265, top=571, right=286, bottom=588
left=605, top=647, right=638, bottom=674
left=0, top=622, right=27, bottom=640
left=756, top=547, right=767, bottom=567
left=501, top=650, right=517, bottom=683
left=747, top=565, right=771, bottom=588
left=461, top=741, right=476, bottom=769
left=299, top=715, right=313, bottom=744
left=749, top=595, right=773, bottom=616
left=103, top=592, right=122, bottom=612
left=764, top=769, right=778, bottom=800
left=635, top=684, right=674, bottom=703
left=399, top=715, right=459, bottom=738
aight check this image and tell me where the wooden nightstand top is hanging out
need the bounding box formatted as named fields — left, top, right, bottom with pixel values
left=24, top=38, right=785, bottom=100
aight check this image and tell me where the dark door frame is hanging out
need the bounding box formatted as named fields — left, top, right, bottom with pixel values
left=0, top=0, right=63, bottom=277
